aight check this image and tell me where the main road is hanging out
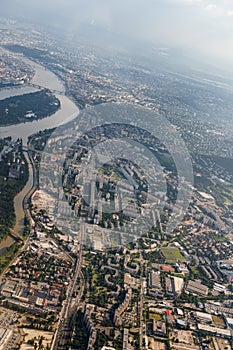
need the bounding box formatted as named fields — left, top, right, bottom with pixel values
left=50, top=221, right=86, bottom=350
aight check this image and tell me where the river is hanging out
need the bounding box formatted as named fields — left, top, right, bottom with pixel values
left=0, top=55, right=79, bottom=244
left=13, top=152, right=34, bottom=235
left=0, top=57, right=79, bottom=144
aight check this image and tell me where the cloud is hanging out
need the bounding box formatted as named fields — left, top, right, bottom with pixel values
left=164, top=0, right=202, bottom=4
left=1, top=0, right=233, bottom=70
left=205, top=4, right=217, bottom=11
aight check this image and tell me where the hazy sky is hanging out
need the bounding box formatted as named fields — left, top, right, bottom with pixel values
left=2, top=0, right=233, bottom=69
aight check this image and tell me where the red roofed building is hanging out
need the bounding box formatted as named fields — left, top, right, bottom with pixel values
left=161, top=265, right=175, bottom=272
left=165, top=309, right=172, bottom=316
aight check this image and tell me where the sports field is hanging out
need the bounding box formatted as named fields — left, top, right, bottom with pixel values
left=161, top=247, right=186, bottom=263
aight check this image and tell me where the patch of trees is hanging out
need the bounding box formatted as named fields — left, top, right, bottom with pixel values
left=0, top=243, right=20, bottom=273
left=4, top=44, right=53, bottom=64
left=0, top=142, right=28, bottom=245
left=0, top=89, right=60, bottom=126
left=0, top=170, right=28, bottom=238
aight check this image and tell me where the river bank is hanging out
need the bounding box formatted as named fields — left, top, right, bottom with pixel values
left=13, top=151, right=34, bottom=235
left=0, top=53, right=79, bottom=250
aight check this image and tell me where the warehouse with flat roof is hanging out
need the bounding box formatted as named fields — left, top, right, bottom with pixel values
left=186, top=279, right=208, bottom=296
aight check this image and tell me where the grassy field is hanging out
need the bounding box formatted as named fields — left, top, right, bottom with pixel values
left=149, top=313, right=163, bottom=321
left=161, top=247, right=186, bottom=263
left=190, top=266, right=200, bottom=276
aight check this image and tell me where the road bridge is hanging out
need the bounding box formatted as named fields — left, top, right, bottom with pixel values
left=9, top=229, right=23, bottom=242
left=28, top=82, right=65, bottom=95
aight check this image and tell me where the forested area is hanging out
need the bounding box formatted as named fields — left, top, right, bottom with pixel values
left=0, top=89, right=60, bottom=126
left=0, top=140, right=28, bottom=241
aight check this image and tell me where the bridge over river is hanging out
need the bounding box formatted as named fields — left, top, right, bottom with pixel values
left=28, top=82, right=65, bottom=95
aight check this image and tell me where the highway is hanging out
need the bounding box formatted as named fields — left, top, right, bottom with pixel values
left=138, top=243, right=146, bottom=350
